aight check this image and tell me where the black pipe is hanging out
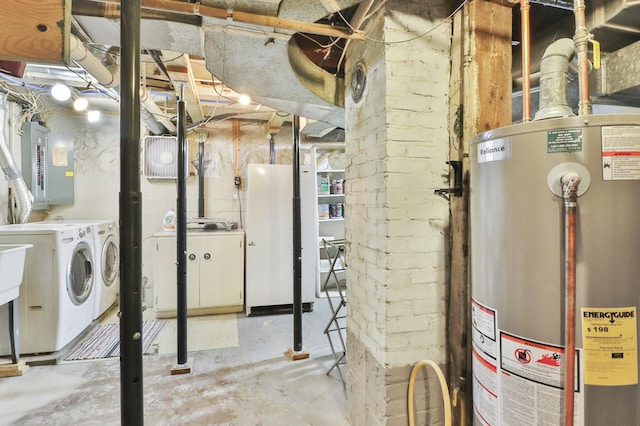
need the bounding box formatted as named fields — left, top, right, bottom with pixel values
left=119, top=0, right=143, bottom=424
left=292, top=116, right=303, bottom=352
left=198, top=137, right=205, bottom=218
left=269, top=134, right=275, bottom=164
left=176, top=91, right=189, bottom=366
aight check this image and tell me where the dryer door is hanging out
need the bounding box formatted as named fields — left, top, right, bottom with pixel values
left=67, top=241, right=94, bottom=305
left=102, top=234, right=119, bottom=287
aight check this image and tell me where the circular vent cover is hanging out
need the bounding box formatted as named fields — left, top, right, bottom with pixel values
left=351, top=62, right=367, bottom=103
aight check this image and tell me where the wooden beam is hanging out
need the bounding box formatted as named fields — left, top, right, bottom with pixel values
left=0, top=361, right=29, bottom=377
left=91, top=0, right=365, bottom=40
left=162, top=51, right=205, bottom=124
left=0, top=0, right=71, bottom=64
left=447, top=1, right=513, bottom=425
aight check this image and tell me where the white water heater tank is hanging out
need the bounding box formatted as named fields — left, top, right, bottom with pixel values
left=470, top=114, right=640, bottom=425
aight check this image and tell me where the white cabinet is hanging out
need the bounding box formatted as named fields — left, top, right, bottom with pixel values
left=153, top=230, right=245, bottom=318
left=316, top=169, right=346, bottom=295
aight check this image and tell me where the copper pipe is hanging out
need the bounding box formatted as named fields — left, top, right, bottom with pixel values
left=520, top=0, right=532, bottom=122
left=561, top=173, right=580, bottom=426
left=573, top=0, right=591, bottom=115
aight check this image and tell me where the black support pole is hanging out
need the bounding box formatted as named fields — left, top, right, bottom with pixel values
left=198, top=134, right=205, bottom=218
left=176, top=91, right=189, bottom=367
left=292, top=116, right=303, bottom=352
left=119, top=0, right=143, bottom=424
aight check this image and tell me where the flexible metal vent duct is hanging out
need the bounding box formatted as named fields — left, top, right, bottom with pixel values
left=0, top=95, right=32, bottom=224
left=534, top=38, right=576, bottom=120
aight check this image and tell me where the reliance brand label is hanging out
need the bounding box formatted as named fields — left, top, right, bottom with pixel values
left=477, top=138, right=511, bottom=163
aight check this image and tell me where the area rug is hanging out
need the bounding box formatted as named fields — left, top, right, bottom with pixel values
left=154, top=313, right=239, bottom=355
left=63, top=320, right=167, bottom=361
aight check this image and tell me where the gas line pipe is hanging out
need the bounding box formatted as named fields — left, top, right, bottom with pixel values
left=561, top=172, right=581, bottom=426
left=408, top=359, right=452, bottom=426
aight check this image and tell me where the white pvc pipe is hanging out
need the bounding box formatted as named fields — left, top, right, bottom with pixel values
left=140, top=86, right=177, bottom=134
left=70, top=34, right=120, bottom=88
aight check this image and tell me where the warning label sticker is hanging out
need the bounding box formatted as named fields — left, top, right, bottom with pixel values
left=581, top=306, right=638, bottom=386
left=473, top=348, right=498, bottom=426
left=500, top=333, right=577, bottom=390
left=499, top=332, right=583, bottom=426
left=472, top=299, right=497, bottom=358
left=601, top=126, right=640, bottom=180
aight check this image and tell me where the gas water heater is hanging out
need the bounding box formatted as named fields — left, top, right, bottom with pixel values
left=470, top=114, right=640, bottom=425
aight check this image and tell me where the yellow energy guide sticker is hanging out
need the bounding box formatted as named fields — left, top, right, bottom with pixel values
left=581, top=307, right=638, bottom=386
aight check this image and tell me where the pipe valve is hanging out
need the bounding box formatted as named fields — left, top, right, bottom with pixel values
left=561, top=172, right=581, bottom=205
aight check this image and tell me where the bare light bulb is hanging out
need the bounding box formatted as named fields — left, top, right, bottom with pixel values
left=73, top=98, right=89, bottom=111
left=51, top=83, right=71, bottom=101
left=238, top=94, right=251, bottom=105
left=87, top=110, right=101, bottom=123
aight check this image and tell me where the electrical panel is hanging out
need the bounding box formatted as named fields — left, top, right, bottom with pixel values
left=21, top=121, right=74, bottom=209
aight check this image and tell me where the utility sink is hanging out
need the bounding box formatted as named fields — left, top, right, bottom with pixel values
left=0, top=244, right=32, bottom=305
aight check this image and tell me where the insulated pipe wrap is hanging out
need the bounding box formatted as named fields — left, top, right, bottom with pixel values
left=534, top=38, right=576, bottom=120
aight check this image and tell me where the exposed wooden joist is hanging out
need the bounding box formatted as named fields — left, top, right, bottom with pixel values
left=162, top=51, right=205, bottom=123
left=0, top=0, right=71, bottom=64
left=91, top=0, right=366, bottom=40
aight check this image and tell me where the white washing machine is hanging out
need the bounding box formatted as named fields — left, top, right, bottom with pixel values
left=0, top=223, right=96, bottom=354
left=46, top=219, right=120, bottom=320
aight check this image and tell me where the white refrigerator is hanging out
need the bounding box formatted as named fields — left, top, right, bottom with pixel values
left=245, top=163, right=316, bottom=315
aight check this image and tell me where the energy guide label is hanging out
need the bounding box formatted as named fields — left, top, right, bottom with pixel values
left=601, top=126, right=640, bottom=180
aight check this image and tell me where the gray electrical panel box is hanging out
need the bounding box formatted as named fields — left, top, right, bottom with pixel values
left=21, top=122, right=74, bottom=209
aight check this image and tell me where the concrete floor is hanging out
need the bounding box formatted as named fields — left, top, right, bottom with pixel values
left=0, top=298, right=348, bottom=425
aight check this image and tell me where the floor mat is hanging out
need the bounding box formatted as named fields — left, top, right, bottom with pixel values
left=63, top=321, right=167, bottom=361
left=153, top=313, right=239, bottom=354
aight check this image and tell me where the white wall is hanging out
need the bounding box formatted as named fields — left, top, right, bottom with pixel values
left=31, top=110, right=295, bottom=306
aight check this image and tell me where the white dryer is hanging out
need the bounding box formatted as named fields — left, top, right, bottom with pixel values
left=92, top=220, right=119, bottom=319
left=46, top=219, right=120, bottom=319
left=0, top=223, right=96, bottom=354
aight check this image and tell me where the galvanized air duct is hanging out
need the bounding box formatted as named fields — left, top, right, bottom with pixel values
left=0, top=95, right=32, bottom=224
left=533, top=38, right=576, bottom=120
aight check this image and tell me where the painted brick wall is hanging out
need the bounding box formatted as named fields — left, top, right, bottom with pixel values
left=345, top=0, right=451, bottom=423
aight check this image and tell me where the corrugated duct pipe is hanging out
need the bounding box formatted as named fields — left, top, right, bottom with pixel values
left=533, top=38, right=576, bottom=120
left=70, top=33, right=176, bottom=134
left=0, top=95, right=32, bottom=224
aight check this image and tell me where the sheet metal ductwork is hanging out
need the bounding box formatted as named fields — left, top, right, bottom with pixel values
left=72, top=0, right=361, bottom=129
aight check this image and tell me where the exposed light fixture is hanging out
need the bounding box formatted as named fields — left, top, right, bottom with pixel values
left=87, top=110, right=101, bottom=123
left=51, top=83, right=71, bottom=101
left=73, top=97, right=89, bottom=111
left=238, top=94, right=251, bottom=105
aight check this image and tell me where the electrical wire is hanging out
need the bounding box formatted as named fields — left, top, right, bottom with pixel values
left=338, top=0, right=469, bottom=45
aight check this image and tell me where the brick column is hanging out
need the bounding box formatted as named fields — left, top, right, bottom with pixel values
left=344, top=1, right=452, bottom=424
